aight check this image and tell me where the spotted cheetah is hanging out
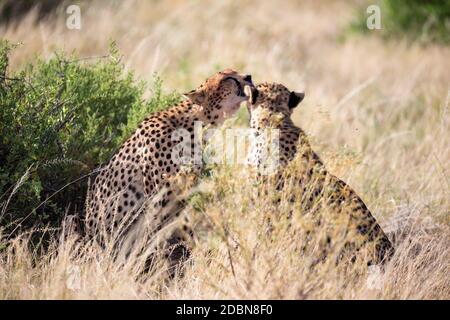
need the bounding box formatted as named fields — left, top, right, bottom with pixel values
left=86, top=69, right=255, bottom=266
left=245, top=82, right=394, bottom=265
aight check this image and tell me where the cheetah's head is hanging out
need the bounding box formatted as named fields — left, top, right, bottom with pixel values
left=245, top=82, right=304, bottom=128
left=184, top=69, right=257, bottom=124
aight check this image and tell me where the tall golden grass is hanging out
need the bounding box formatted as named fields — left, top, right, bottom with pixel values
left=1, top=0, right=449, bottom=299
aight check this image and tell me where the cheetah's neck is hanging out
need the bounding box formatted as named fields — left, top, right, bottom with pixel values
left=247, top=116, right=323, bottom=172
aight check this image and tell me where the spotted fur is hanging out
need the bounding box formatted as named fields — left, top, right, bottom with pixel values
left=86, top=69, right=254, bottom=268
left=247, top=82, right=394, bottom=265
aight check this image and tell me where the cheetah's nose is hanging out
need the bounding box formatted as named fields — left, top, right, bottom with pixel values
left=243, top=74, right=252, bottom=84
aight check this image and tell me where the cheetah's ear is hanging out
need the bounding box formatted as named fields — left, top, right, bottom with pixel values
left=183, top=88, right=206, bottom=105
left=288, top=91, right=305, bottom=109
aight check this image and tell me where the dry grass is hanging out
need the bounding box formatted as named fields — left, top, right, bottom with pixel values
left=1, top=0, right=449, bottom=299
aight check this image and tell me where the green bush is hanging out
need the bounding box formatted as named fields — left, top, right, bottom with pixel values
left=0, top=41, right=181, bottom=235
left=350, top=0, right=450, bottom=44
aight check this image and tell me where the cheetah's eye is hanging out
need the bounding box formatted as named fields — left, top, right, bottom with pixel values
left=223, top=77, right=244, bottom=96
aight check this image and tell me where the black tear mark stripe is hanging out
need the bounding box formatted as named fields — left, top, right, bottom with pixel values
left=223, top=76, right=242, bottom=94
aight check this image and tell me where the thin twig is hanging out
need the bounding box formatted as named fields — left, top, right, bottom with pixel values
left=65, top=54, right=111, bottom=64
left=0, top=75, right=22, bottom=81
left=7, top=167, right=104, bottom=239
left=223, top=224, right=239, bottom=287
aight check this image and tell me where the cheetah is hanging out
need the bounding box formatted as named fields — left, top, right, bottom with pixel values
left=86, top=69, right=255, bottom=266
left=245, top=82, right=394, bottom=265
